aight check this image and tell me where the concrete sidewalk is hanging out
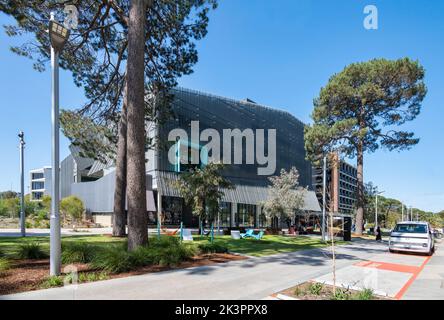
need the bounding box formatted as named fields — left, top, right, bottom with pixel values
left=1, top=240, right=387, bottom=300
left=403, top=244, right=444, bottom=300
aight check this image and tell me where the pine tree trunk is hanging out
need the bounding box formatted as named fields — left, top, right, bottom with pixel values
left=112, top=89, right=127, bottom=237
left=355, top=141, right=365, bottom=235
left=127, top=0, right=148, bottom=251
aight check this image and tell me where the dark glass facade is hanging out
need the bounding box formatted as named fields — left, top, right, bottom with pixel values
left=236, top=203, right=256, bottom=228
left=219, top=202, right=232, bottom=228
left=158, top=88, right=313, bottom=188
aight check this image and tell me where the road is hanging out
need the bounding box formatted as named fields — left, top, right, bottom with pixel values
left=2, top=239, right=392, bottom=300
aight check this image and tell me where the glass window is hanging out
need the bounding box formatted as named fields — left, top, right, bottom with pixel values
left=32, top=172, right=44, bottom=180
left=393, top=224, right=427, bottom=234
left=31, top=181, right=44, bottom=190
left=161, top=196, right=183, bottom=225
left=218, top=202, right=231, bottom=228
left=258, top=208, right=268, bottom=228
left=236, top=203, right=256, bottom=228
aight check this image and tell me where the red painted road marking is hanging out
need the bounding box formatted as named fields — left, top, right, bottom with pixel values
left=354, top=260, right=421, bottom=274
left=354, top=256, right=432, bottom=300
left=394, top=256, right=431, bottom=300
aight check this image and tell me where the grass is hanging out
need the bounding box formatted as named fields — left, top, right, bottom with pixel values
left=0, top=257, right=11, bottom=275
left=40, top=276, right=64, bottom=289
left=194, top=235, right=340, bottom=257
left=0, top=234, right=339, bottom=260
left=0, top=235, right=124, bottom=259
left=16, top=242, right=48, bottom=259
left=61, top=242, right=99, bottom=264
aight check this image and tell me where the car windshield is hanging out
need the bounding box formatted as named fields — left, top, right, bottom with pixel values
left=393, top=224, right=427, bottom=234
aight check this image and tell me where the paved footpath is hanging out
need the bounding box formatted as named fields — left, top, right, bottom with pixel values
left=403, top=243, right=444, bottom=300
left=2, top=240, right=387, bottom=300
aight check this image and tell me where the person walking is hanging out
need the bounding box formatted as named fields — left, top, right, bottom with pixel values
left=375, top=225, right=382, bottom=241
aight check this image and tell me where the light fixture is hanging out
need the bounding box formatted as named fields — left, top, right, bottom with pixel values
left=49, top=20, right=70, bottom=52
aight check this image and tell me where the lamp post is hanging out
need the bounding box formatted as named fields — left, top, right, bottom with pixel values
left=18, top=131, right=25, bottom=237
left=375, top=190, right=385, bottom=229
left=49, top=12, right=70, bottom=276
left=322, top=155, right=327, bottom=241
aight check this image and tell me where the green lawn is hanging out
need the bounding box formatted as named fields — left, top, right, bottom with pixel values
left=0, top=235, right=124, bottom=257
left=194, top=235, right=337, bottom=257
left=0, top=234, right=336, bottom=258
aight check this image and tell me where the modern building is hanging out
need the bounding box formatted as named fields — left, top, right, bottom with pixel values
left=29, top=166, right=52, bottom=201
left=312, top=153, right=357, bottom=214
left=60, top=88, right=321, bottom=228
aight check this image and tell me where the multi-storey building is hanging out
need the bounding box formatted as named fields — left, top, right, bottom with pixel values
left=60, top=88, right=321, bottom=227
left=29, top=166, right=52, bottom=201
left=313, top=153, right=357, bottom=214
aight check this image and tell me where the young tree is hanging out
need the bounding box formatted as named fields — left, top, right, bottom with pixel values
left=305, top=58, right=427, bottom=235
left=262, top=167, right=307, bottom=228
left=60, top=196, right=85, bottom=229
left=1, top=0, right=218, bottom=247
left=173, top=163, right=233, bottom=226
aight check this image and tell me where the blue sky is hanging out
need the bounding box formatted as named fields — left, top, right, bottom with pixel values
left=0, top=0, right=443, bottom=211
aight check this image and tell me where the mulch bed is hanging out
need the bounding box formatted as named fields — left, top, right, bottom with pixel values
left=0, top=253, right=246, bottom=296
left=278, top=281, right=392, bottom=300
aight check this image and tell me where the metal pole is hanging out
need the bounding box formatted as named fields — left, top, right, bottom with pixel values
left=401, top=203, right=404, bottom=222
left=322, top=155, right=327, bottom=241
left=375, top=193, right=378, bottom=228
left=19, top=132, right=25, bottom=237
left=50, top=11, right=61, bottom=276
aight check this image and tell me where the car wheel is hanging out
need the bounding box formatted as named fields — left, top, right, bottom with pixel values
left=389, top=249, right=395, bottom=254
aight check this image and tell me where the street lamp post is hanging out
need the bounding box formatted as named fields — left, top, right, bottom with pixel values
left=49, top=12, right=70, bottom=276
left=321, top=155, right=327, bottom=241
left=18, top=131, right=25, bottom=237
left=375, top=190, right=385, bottom=229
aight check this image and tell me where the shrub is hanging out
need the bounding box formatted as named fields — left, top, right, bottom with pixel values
left=354, top=288, right=375, bottom=300
left=131, top=239, right=197, bottom=267
left=0, top=257, right=11, bottom=275
left=90, top=245, right=133, bottom=273
left=61, top=242, right=98, bottom=264
left=16, top=242, right=48, bottom=259
left=91, top=237, right=198, bottom=273
left=41, top=276, right=64, bottom=289
left=331, top=288, right=352, bottom=300
left=198, top=242, right=228, bottom=254
left=79, top=272, right=109, bottom=283
left=308, top=282, right=324, bottom=296
left=60, top=196, right=85, bottom=226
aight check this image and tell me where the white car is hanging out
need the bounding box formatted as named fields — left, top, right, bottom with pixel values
left=389, top=222, right=435, bottom=255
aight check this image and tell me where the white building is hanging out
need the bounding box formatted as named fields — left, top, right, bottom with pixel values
left=29, top=166, right=52, bottom=201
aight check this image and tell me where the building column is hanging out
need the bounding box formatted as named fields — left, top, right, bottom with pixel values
left=157, top=191, right=162, bottom=229
left=231, top=202, right=237, bottom=228
left=256, top=205, right=261, bottom=228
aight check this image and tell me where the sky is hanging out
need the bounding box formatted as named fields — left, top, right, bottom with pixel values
left=0, top=0, right=443, bottom=212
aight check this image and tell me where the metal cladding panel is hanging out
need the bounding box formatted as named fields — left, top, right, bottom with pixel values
left=157, top=88, right=313, bottom=189
left=157, top=171, right=320, bottom=211
left=71, top=170, right=116, bottom=213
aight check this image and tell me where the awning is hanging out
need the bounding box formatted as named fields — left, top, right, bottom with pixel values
left=156, top=171, right=321, bottom=212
